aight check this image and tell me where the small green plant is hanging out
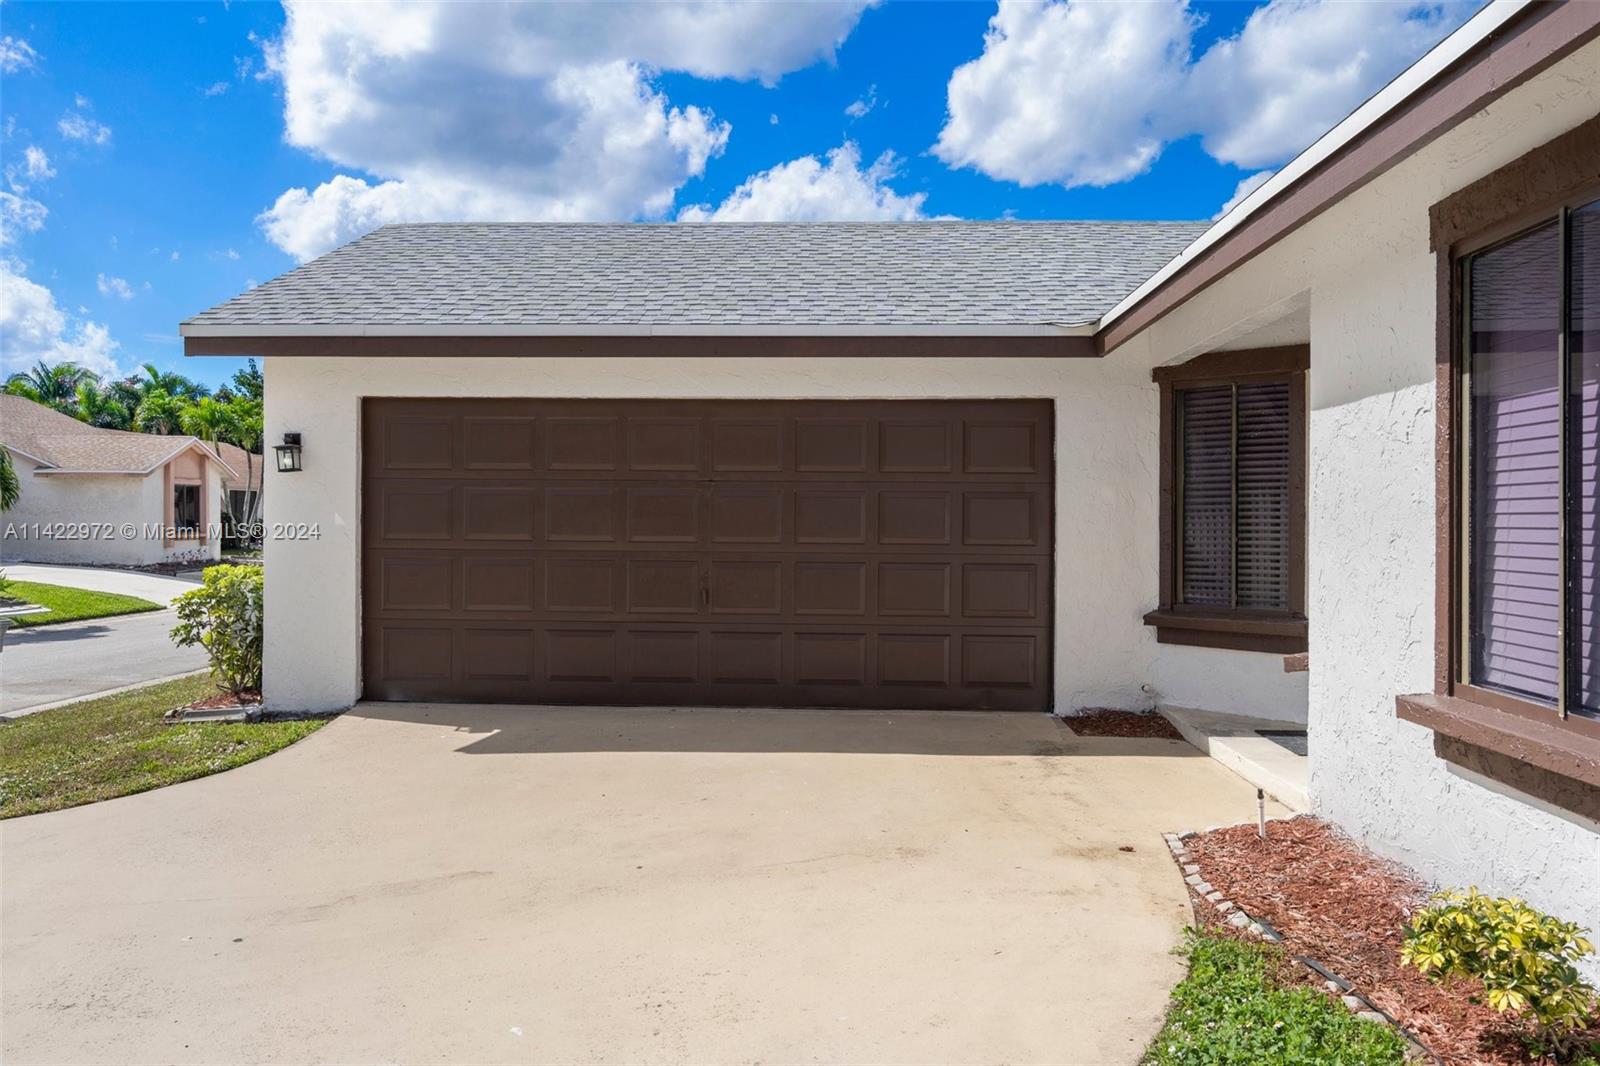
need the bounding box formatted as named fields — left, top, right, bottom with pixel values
left=1402, top=887, right=1598, bottom=1058
left=1144, top=931, right=1406, bottom=1064
left=0, top=569, right=14, bottom=601
left=170, top=564, right=263, bottom=696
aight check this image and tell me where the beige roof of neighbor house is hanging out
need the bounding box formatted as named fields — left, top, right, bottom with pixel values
left=0, top=394, right=237, bottom=478
left=212, top=440, right=263, bottom=490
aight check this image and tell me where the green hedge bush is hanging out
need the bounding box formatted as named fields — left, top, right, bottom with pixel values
left=170, top=564, right=263, bottom=695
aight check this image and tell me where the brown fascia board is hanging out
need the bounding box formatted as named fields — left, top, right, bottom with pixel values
left=183, top=333, right=1101, bottom=360
left=1094, top=0, right=1600, bottom=355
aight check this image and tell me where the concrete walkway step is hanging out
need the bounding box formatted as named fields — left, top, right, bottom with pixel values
left=1159, top=706, right=1310, bottom=812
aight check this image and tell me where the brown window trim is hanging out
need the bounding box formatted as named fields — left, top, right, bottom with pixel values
left=1147, top=345, right=1309, bottom=654
left=1401, top=116, right=1600, bottom=807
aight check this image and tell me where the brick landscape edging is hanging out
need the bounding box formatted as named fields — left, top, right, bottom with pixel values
left=1163, top=828, right=1435, bottom=1062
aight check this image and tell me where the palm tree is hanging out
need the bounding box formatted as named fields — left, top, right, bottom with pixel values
left=0, top=449, right=19, bottom=511
left=5, top=361, right=98, bottom=412
left=140, top=362, right=206, bottom=402
left=105, top=376, right=145, bottom=414
left=179, top=396, right=233, bottom=456
left=134, top=389, right=187, bottom=434
left=74, top=382, right=131, bottom=430
left=225, top=396, right=264, bottom=526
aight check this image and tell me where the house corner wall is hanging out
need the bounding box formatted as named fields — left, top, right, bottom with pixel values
left=1299, top=42, right=1600, bottom=966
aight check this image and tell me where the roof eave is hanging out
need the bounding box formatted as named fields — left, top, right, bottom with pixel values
left=179, top=322, right=1096, bottom=338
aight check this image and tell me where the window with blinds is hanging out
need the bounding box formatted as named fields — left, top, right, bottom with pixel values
left=1464, top=195, right=1599, bottom=719
left=1177, top=379, right=1293, bottom=611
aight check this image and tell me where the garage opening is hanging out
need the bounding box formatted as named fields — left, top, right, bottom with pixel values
left=361, top=399, right=1053, bottom=710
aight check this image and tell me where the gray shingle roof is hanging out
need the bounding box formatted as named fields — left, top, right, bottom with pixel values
left=183, top=221, right=1208, bottom=334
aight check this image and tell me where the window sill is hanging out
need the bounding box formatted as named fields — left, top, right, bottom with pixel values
left=1142, top=608, right=1307, bottom=654
left=1395, top=692, right=1600, bottom=789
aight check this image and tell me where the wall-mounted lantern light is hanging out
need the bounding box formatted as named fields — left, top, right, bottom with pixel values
left=274, top=432, right=303, bottom=473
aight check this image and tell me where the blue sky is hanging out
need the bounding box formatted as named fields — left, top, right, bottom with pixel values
left=1, top=1, right=1477, bottom=390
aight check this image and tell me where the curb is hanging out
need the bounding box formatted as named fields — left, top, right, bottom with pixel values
left=1164, top=829, right=1436, bottom=1063
left=0, top=669, right=210, bottom=721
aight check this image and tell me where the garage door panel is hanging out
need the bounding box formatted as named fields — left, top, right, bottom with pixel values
left=463, top=486, right=538, bottom=541
left=380, top=483, right=455, bottom=541
left=795, top=418, right=869, bottom=472
left=463, top=557, right=536, bottom=612
left=880, top=420, right=953, bottom=473
left=364, top=399, right=1052, bottom=710
left=626, top=487, right=700, bottom=542
left=627, top=418, right=701, bottom=472
left=712, top=419, right=785, bottom=472
left=626, top=558, right=700, bottom=614
left=545, top=486, right=620, bottom=542
left=546, top=416, right=620, bottom=471
left=463, top=416, right=537, bottom=471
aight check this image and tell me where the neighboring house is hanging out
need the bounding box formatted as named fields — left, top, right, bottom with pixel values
left=183, top=5, right=1598, bottom=969
left=212, top=440, right=264, bottom=530
left=0, top=394, right=235, bottom=566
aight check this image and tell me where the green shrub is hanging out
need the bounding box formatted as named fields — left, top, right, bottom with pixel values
left=1402, top=887, right=1598, bottom=1058
left=1144, top=931, right=1406, bottom=1065
left=170, top=564, right=263, bottom=696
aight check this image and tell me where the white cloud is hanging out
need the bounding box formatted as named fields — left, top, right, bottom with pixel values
left=170, top=249, right=181, bottom=261
left=0, top=192, right=47, bottom=247
left=96, top=273, right=134, bottom=300
left=204, top=80, right=230, bottom=97
left=21, top=146, right=55, bottom=182
left=1, top=260, right=121, bottom=378
left=58, top=111, right=112, bottom=146
left=224, top=248, right=240, bottom=260
left=934, top=0, right=1473, bottom=189
left=679, top=142, right=927, bottom=222
left=1213, top=169, right=1275, bottom=220
left=256, top=1, right=869, bottom=261
left=1186, top=0, right=1467, bottom=168
left=0, top=36, right=40, bottom=74
left=934, top=0, right=1193, bottom=188
left=845, top=85, right=877, bottom=119
left=5, top=146, right=55, bottom=194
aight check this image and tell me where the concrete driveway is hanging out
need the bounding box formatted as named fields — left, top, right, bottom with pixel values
left=1, top=704, right=1282, bottom=1065
left=2, top=562, right=201, bottom=605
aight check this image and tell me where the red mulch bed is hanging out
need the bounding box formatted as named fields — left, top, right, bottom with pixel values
left=182, top=691, right=262, bottom=711
left=1063, top=708, right=1185, bottom=739
left=1183, top=815, right=1600, bottom=1064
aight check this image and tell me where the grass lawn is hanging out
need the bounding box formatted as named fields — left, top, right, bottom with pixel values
left=0, top=674, right=325, bottom=818
left=1144, top=931, right=1407, bottom=1065
left=2, top=581, right=163, bottom=626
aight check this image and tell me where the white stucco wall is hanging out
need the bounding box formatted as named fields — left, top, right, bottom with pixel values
left=259, top=348, right=1300, bottom=719
left=0, top=450, right=223, bottom=566
left=1119, top=39, right=1600, bottom=957
left=1153, top=644, right=1307, bottom=723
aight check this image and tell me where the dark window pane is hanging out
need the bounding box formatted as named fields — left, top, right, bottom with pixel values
left=1469, top=221, right=1561, bottom=705
left=1571, top=200, right=1600, bottom=718
left=1180, top=385, right=1234, bottom=607
left=1236, top=381, right=1292, bottom=609
left=173, top=484, right=201, bottom=531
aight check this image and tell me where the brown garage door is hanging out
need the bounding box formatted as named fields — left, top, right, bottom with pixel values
left=362, top=399, right=1053, bottom=710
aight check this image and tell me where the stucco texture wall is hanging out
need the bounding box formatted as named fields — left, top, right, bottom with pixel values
left=1128, top=40, right=1600, bottom=957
